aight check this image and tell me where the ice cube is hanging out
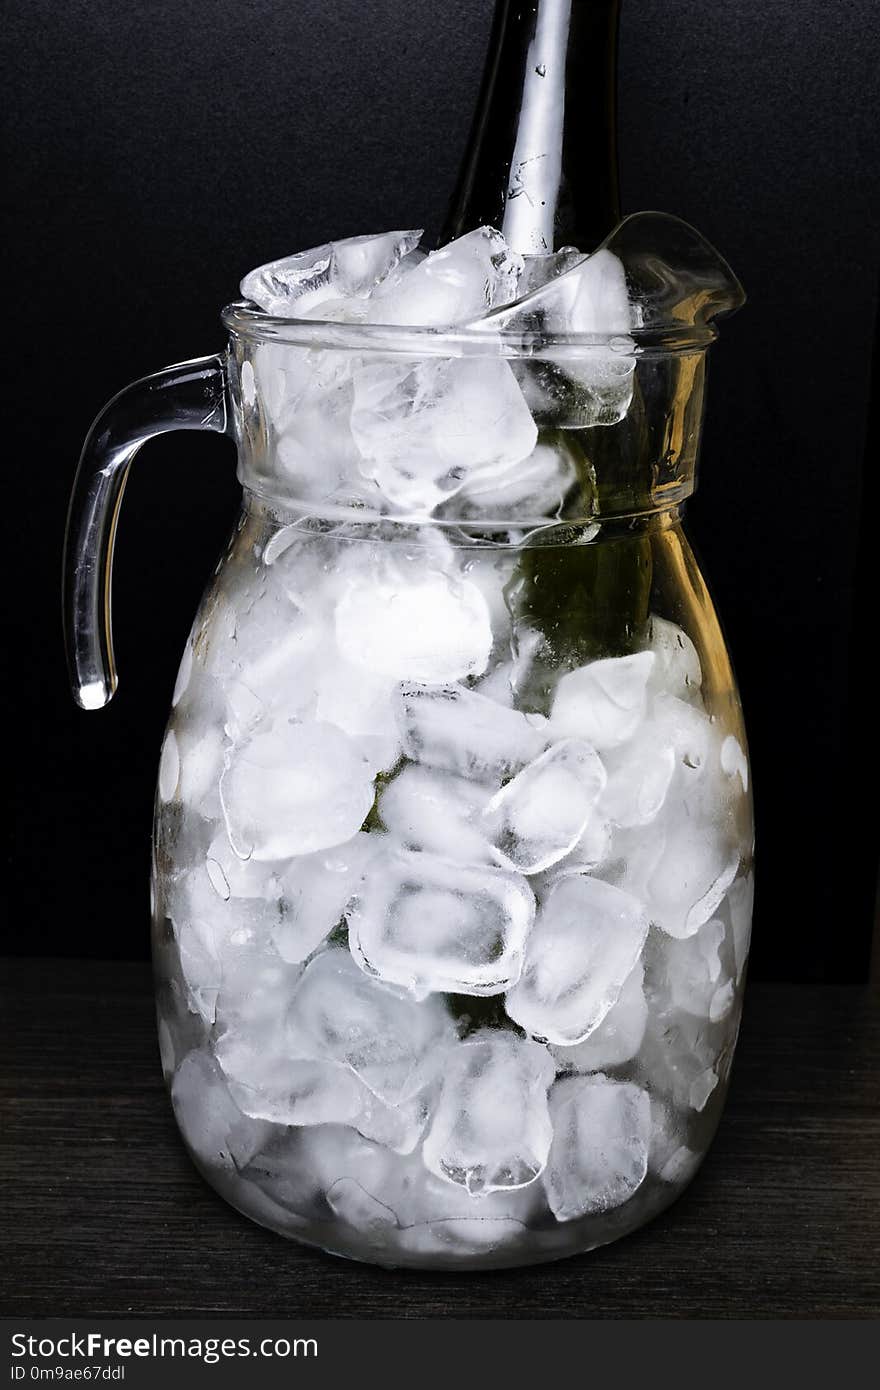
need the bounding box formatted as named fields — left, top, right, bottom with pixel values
left=165, top=864, right=225, bottom=1009
left=241, top=229, right=423, bottom=316
left=217, top=1038, right=366, bottom=1128
left=515, top=343, right=636, bottom=429
left=647, top=1096, right=696, bottom=1183
left=653, top=916, right=733, bottom=1021
left=285, top=946, right=456, bottom=1103
left=264, top=523, right=375, bottom=618
left=224, top=682, right=265, bottom=742
left=271, top=833, right=377, bottom=964
left=457, top=547, right=517, bottom=654
left=449, top=438, right=579, bottom=521
left=636, top=1011, right=721, bottom=1113
left=204, top=830, right=280, bottom=901
left=489, top=248, right=633, bottom=337
left=217, top=1008, right=429, bottom=1150
left=354, top=1087, right=432, bottom=1156
left=331, top=230, right=425, bottom=298
left=347, top=846, right=535, bottom=998
left=176, top=724, right=225, bottom=818
left=652, top=692, right=715, bottom=775
left=600, top=696, right=731, bottom=917
left=172, top=642, right=193, bottom=707
left=476, top=626, right=544, bottom=709
left=720, top=734, right=749, bottom=793
left=158, top=731, right=179, bottom=802
left=218, top=580, right=324, bottom=735
left=725, top=871, right=754, bottom=984
left=378, top=764, right=495, bottom=863
left=220, top=721, right=376, bottom=861
left=368, top=227, right=522, bottom=327
left=325, top=1177, right=399, bottom=1235
left=349, top=355, right=537, bottom=513
left=175, top=913, right=222, bottom=1025
left=472, top=667, right=515, bottom=711
left=311, top=645, right=402, bottom=773
left=210, top=947, right=304, bottom=1039
left=393, top=1151, right=540, bottom=1233
left=595, top=820, right=667, bottom=905
left=472, top=249, right=636, bottom=429
left=597, top=692, right=709, bottom=828
left=658, top=1144, right=701, bottom=1186
left=166, top=858, right=296, bottom=1021
left=551, top=652, right=655, bottom=750
left=645, top=615, right=702, bottom=702
left=241, top=243, right=336, bottom=318
left=251, top=337, right=353, bottom=440
left=689, top=1067, right=719, bottom=1112
left=644, top=797, right=740, bottom=940
left=545, top=1075, right=650, bottom=1220
left=171, top=1048, right=275, bottom=1172
left=274, top=381, right=364, bottom=504
left=551, top=961, right=648, bottom=1072
left=398, top=1214, right=529, bottom=1261
left=506, top=873, right=650, bottom=1045
left=422, top=1031, right=555, bottom=1195
left=482, top=739, right=607, bottom=875
left=709, top=979, right=735, bottom=1023
left=550, top=809, right=612, bottom=874
left=335, top=567, right=493, bottom=683
left=400, top=682, right=548, bottom=779
left=598, top=732, right=675, bottom=828
left=238, top=1125, right=348, bottom=1222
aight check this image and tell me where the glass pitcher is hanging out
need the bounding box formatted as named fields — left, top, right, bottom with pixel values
left=63, top=214, right=754, bottom=1270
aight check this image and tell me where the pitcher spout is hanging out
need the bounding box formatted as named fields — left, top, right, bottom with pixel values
left=600, top=211, right=746, bottom=333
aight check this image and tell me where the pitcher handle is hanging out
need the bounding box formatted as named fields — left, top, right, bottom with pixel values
left=62, top=354, right=230, bottom=709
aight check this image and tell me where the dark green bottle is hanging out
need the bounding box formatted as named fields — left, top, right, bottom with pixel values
left=446, top=1, right=651, bottom=670
left=443, top=0, right=622, bottom=255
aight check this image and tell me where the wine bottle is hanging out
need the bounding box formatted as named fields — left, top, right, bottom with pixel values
left=445, top=1, right=650, bottom=665
left=443, top=0, right=622, bottom=255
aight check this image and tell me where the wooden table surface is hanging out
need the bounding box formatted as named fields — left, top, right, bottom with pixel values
left=1, top=958, right=877, bottom=1319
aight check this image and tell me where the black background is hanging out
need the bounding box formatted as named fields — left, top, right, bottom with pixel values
left=3, top=0, right=878, bottom=979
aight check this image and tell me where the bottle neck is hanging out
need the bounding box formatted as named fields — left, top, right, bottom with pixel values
left=443, top=0, right=621, bottom=255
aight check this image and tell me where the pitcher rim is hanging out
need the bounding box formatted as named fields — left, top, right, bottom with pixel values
left=221, top=301, right=719, bottom=357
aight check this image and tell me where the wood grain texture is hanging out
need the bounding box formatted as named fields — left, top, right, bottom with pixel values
left=1, top=959, right=877, bottom=1318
